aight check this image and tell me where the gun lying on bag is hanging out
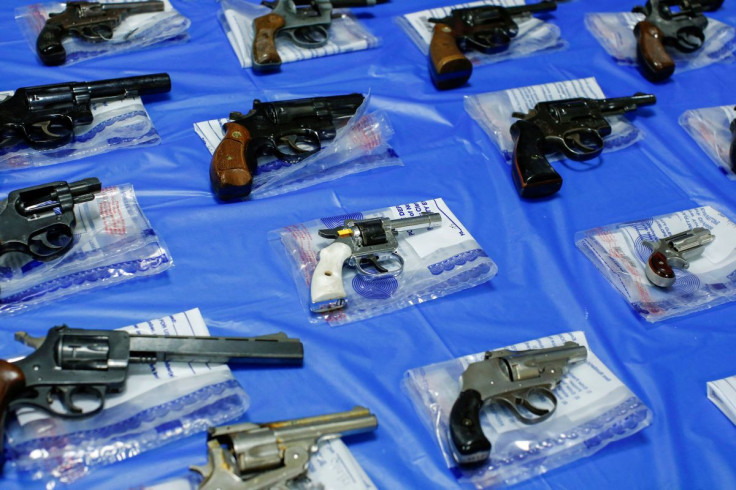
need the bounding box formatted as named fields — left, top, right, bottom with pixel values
left=0, top=73, right=171, bottom=149
left=191, top=406, right=377, bottom=489
left=310, top=212, right=442, bottom=313
left=0, top=178, right=102, bottom=261
left=0, top=325, right=304, bottom=468
left=632, top=0, right=724, bottom=81
left=252, top=0, right=388, bottom=71
left=642, top=227, right=714, bottom=287
left=209, top=93, right=364, bottom=200
left=510, top=92, right=656, bottom=198
left=37, top=0, right=165, bottom=66
left=427, top=1, right=557, bottom=90
left=449, top=341, right=587, bottom=465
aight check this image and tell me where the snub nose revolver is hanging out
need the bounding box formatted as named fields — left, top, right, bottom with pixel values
left=642, top=227, right=714, bottom=287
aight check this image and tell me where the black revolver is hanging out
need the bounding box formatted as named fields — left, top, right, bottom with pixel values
left=37, top=0, right=165, bottom=66
left=0, top=178, right=101, bottom=261
left=209, top=93, right=364, bottom=200
left=427, top=1, right=557, bottom=90
left=0, top=74, right=171, bottom=149
left=0, top=325, right=304, bottom=468
left=510, top=92, right=656, bottom=198
left=632, top=0, right=724, bottom=81
left=449, top=342, right=587, bottom=465
left=729, top=111, right=736, bottom=172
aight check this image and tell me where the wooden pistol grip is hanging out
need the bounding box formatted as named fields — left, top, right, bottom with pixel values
left=210, top=123, right=255, bottom=200
left=429, top=23, right=473, bottom=90
left=0, top=360, right=26, bottom=468
left=252, top=13, right=285, bottom=72
left=635, top=21, right=675, bottom=81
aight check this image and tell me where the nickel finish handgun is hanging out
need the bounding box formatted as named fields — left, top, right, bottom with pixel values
left=449, top=342, right=587, bottom=465
left=310, top=212, right=442, bottom=313
left=191, top=406, right=378, bottom=489
left=642, top=227, right=714, bottom=287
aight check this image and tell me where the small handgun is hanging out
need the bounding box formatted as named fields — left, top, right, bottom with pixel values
left=632, top=0, right=724, bottom=81
left=37, top=0, right=165, bottom=65
left=642, top=227, right=714, bottom=287
left=427, top=1, right=557, bottom=90
left=0, top=74, right=171, bottom=149
left=0, top=178, right=102, bottom=261
left=310, top=212, right=442, bottom=312
left=209, top=93, right=364, bottom=200
left=252, top=0, right=388, bottom=72
left=510, top=92, right=656, bottom=198
left=449, top=342, right=587, bottom=465
left=191, top=406, right=377, bottom=489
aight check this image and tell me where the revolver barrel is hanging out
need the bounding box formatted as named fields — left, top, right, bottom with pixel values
left=388, top=212, right=443, bottom=232
left=598, top=93, right=657, bottom=114
left=99, top=0, right=165, bottom=14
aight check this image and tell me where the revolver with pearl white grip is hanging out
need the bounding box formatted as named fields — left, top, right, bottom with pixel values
left=642, top=227, right=714, bottom=287
left=449, top=342, right=587, bottom=465
left=309, top=212, right=442, bottom=313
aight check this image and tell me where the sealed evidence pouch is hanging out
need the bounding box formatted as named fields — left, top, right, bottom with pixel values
left=194, top=98, right=402, bottom=199
left=465, top=77, right=644, bottom=163
left=679, top=104, right=736, bottom=180
left=15, top=0, right=190, bottom=65
left=396, top=0, right=565, bottom=66
left=219, top=0, right=380, bottom=70
left=4, top=309, right=250, bottom=484
left=584, top=11, right=736, bottom=73
left=402, top=331, right=652, bottom=488
left=707, top=374, right=736, bottom=426
left=575, top=206, right=736, bottom=322
left=0, top=184, right=173, bottom=315
left=0, top=88, right=161, bottom=171
left=272, top=198, right=497, bottom=326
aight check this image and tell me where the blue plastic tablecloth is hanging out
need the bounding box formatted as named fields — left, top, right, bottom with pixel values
left=1, top=0, right=735, bottom=488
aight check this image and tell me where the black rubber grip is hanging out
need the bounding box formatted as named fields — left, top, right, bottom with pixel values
left=510, top=119, right=562, bottom=198
left=37, top=24, right=67, bottom=66
left=449, top=389, right=491, bottom=465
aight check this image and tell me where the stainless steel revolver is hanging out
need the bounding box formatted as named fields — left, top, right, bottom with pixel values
left=642, top=227, right=714, bottom=287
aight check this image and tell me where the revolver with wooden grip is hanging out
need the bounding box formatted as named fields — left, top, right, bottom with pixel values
left=642, top=227, right=714, bottom=287
left=427, top=1, right=557, bottom=90
left=37, top=1, right=165, bottom=66
left=449, top=342, right=587, bottom=465
left=252, top=0, right=388, bottom=72
left=510, top=92, right=656, bottom=198
left=632, top=0, right=724, bottom=81
left=209, top=93, right=364, bottom=200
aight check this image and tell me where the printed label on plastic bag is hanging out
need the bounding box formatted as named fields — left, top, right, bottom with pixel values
left=15, top=0, right=191, bottom=65
left=707, top=375, right=736, bottom=426
left=584, top=12, right=736, bottom=71
left=679, top=104, right=736, bottom=179
left=5, top=308, right=250, bottom=484
left=219, top=0, right=379, bottom=69
left=465, top=77, right=644, bottom=162
left=272, top=197, right=497, bottom=326
left=403, top=331, right=652, bottom=487
left=575, top=206, right=736, bottom=322
left=398, top=0, right=565, bottom=66
left=0, top=184, right=173, bottom=315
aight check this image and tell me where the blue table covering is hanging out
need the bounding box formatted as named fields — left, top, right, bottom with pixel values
left=1, top=0, right=735, bottom=488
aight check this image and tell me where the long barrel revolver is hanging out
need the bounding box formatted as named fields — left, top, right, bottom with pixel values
left=427, top=1, right=557, bottom=90
left=310, top=212, right=442, bottom=312
left=0, top=325, right=304, bottom=467
left=37, top=0, right=165, bottom=65
left=510, top=92, right=656, bottom=198
left=0, top=73, right=171, bottom=149
left=642, top=227, right=714, bottom=287
left=449, top=342, right=587, bottom=465
left=632, top=0, right=724, bottom=81
left=209, top=93, right=364, bottom=200
left=191, top=406, right=377, bottom=489
left=0, top=178, right=101, bottom=261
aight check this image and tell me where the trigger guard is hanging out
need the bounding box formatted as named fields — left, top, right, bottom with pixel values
left=288, top=26, right=329, bottom=48
left=355, top=252, right=404, bottom=279
left=560, top=129, right=604, bottom=161
left=510, top=387, right=557, bottom=424
left=58, top=385, right=106, bottom=417
left=273, top=130, right=321, bottom=163
left=674, top=27, right=705, bottom=53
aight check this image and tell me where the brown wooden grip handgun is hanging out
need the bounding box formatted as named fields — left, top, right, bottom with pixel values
left=210, top=123, right=254, bottom=200
left=0, top=361, right=26, bottom=460
left=429, top=23, right=473, bottom=90
left=635, top=20, right=676, bottom=81
left=253, top=13, right=286, bottom=71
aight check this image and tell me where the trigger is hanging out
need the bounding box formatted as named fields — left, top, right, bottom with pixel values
left=280, top=135, right=310, bottom=154
left=568, top=132, right=597, bottom=152
left=58, top=387, right=83, bottom=414
left=359, top=255, right=389, bottom=273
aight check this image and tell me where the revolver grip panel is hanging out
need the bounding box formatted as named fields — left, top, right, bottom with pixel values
left=37, top=23, right=67, bottom=66
left=429, top=24, right=473, bottom=90
left=449, top=389, right=491, bottom=465
left=0, top=361, right=27, bottom=469
left=310, top=242, right=352, bottom=312
left=635, top=21, right=675, bottom=81
left=210, top=123, right=254, bottom=200
left=252, top=13, right=285, bottom=72
left=510, top=120, right=562, bottom=198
